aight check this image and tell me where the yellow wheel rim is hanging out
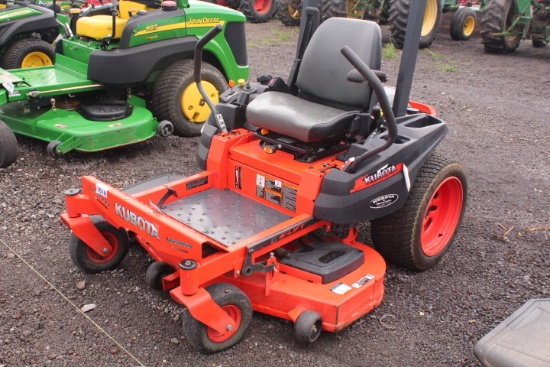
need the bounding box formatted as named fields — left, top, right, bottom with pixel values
left=181, top=81, right=219, bottom=123
left=21, top=52, right=53, bottom=68
left=288, top=4, right=301, bottom=19
left=463, top=15, right=475, bottom=37
left=421, top=0, right=438, bottom=37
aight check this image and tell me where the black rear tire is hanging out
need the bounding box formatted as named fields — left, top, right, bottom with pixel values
left=152, top=60, right=228, bottom=137
left=69, top=217, right=129, bottom=274
left=241, top=0, right=277, bottom=23
left=276, top=0, right=302, bottom=26
left=0, top=120, right=18, bottom=168
left=481, top=0, right=521, bottom=53
left=450, top=7, right=477, bottom=41
left=389, top=0, right=442, bottom=49
left=182, top=283, right=252, bottom=354
left=320, top=0, right=346, bottom=22
left=371, top=154, right=467, bottom=271
left=1, top=38, right=55, bottom=69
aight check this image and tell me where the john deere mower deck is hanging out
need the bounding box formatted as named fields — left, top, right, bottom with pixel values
left=0, top=0, right=249, bottom=166
left=61, top=0, right=467, bottom=354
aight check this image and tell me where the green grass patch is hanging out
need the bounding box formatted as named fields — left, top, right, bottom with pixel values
left=423, top=49, right=460, bottom=73
left=382, top=42, right=397, bottom=59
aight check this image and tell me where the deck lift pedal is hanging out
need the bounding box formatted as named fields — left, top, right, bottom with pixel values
left=61, top=0, right=468, bottom=354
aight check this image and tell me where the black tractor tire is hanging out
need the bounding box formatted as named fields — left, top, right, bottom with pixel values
left=182, top=283, right=252, bottom=354
left=145, top=261, right=174, bottom=290
left=1, top=38, right=55, bottom=69
left=294, top=310, right=322, bottom=345
left=389, top=0, right=442, bottom=49
left=532, top=39, right=548, bottom=48
left=69, top=217, right=129, bottom=274
left=320, top=0, right=346, bottom=21
left=276, top=0, right=302, bottom=26
left=480, top=0, right=521, bottom=53
left=371, top=153, right=467, bottom=271
left=152, top=60, right=228, bottom=137
left=241, top=0, right=277, bottom=23
left=450, top=6, right=477, bottom=41
left=0, top=120, right=18, bottom=168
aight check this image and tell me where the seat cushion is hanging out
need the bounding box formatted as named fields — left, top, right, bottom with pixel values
left=76, top=15, right=127, bottom=40
left=246, top=91, right=357, bottom=143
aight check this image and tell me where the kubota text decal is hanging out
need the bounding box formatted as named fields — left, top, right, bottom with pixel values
left=351, top=163, right=403, bottom=193
left=115, top=203, right=160, bottom=240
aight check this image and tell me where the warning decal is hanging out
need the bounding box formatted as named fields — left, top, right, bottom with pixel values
left=256, top=173, right=297, bottom=212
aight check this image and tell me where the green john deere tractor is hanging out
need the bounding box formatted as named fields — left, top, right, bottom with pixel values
left=287, top=0, right=480, bottom=48
left=481, top=0, right=549, bottom=52
left=0, top=1, right=59, bottom=69
left=0, top=0, right=249, bottom=168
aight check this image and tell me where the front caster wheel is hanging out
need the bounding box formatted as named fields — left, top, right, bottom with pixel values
left=46, top=140, right=62, bottom=158
left=157, top=120, right=173, bottom=137
left=371, top=153, right=467, bottom=270
left=145, top=261, right=174, bottom=290
left=69, top=217, right=129, bottom=274
left=182, top=283, right=252, bottom=354
left=295, top=310, right=322, bottom=345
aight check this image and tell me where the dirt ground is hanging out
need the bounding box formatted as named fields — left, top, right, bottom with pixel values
left=1, top=18, right=549, bottom=367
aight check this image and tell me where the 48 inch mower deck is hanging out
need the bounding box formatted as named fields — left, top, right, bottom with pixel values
left=61, top=1, right=467, bottom=354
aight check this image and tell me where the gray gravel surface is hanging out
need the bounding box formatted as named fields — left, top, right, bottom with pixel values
left=1, top=20, right=549, bottom=367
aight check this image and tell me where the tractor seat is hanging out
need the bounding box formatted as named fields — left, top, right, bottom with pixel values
left=76, top=16, right=127, bottom=40
left=247, top=92, right=358, bottom=142
left=75, top=0, right=157, bottom=40
left=246, top=18, right=382, bottom=144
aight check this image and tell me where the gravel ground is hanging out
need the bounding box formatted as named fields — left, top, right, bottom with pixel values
left=1, top=19, right=549, bottom=367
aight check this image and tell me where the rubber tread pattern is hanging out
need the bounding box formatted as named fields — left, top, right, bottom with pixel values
left=371, top=153, right=467, bottom=271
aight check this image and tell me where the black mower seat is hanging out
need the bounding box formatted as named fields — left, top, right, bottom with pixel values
left=246, top=18, right=382, bottom=143
left=247, top=92, right=358, bottom=143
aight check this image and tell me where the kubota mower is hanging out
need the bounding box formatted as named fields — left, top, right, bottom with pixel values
left=61, top=0, right=467, bottom=354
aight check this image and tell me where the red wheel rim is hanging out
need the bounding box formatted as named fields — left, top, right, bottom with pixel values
left=254, top=0, right=272, bottom=14
left=207, top=305, right=242, bottom=342
left=420, top=177, right=463, bottom=256
left=86, top=232, right=119, bottom=264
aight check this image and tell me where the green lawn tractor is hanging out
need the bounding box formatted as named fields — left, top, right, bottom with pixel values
left=308, top=0, right=479, bottom=48
left=481, top=0, right=549, bottom=53
left=0, top=0, right=249, bottom=168
left=0, top=1, right=59, bottom=69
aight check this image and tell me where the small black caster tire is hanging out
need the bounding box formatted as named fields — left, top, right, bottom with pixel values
left=145, top=261, right=174, bottom=290
left=294, top=310, right=322, bottom=345
left=182, top=283, right=252, bottom=354
left=46, top=140, right=62, bottom=158
left=157, top=120, right=174, bottom=137
left=69, top=217, right=129, bottom=274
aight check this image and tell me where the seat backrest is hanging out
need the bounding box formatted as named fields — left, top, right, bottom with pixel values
left=296, top=18, right=382, bottom=110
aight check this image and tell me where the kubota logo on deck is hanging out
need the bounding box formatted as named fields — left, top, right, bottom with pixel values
left=115, top=203, right=159, bottom=239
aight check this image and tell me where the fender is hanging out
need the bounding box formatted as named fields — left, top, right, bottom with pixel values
left=314, top=113, right=448, bottom=223
left=0, top=4, right=59, bottom=46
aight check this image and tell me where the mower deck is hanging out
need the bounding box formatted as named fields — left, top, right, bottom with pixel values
left=0, top=54, right=158, bottom=154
